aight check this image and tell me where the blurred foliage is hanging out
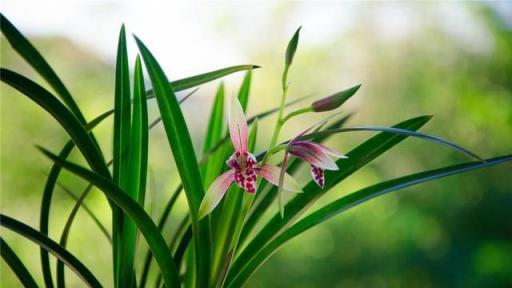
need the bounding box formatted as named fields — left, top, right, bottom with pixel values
left=1, top=3, right=511, bottom=288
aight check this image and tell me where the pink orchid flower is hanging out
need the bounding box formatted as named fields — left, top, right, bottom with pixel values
left=199, top=97, right=302, bottom=219
left=285, top=120, right=348, bottom=189
left=288, top=140, right=346, bottom=188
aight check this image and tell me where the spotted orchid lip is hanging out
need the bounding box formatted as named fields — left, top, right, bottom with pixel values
left=311, top=165, right=325, bottom=188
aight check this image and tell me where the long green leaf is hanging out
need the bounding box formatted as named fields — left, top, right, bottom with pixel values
left=122, top=55, right=149, bottom=288
left=203, top=82, right=225, bottom=154
left=111, top=25, right=133, bottom=288
left=1, top=214, right=102, bottom=287
left=228, top=116, right=432, bottom=282
left=255, top=124, right=481, bottom=162
left=0, top=13, right=85, bottom=124
left=228, top=155, right=512, bottom=286
left=1, top=237, right=39, bottom=288
left=297, top=126, right=482, bottom=160
left=153, top=215, right=191, bottom=288
left=238, top=71, right=252, bottom=110
left=38, top=148, right=180, bottom=287
left=39, top=141, right=74, bottom=288
left=130, top=55, right=149, bottom=207
left=0, top=68, right=110, bottom=178
left=135, top=35, right=211, bottom=287
left=138, top=185, right=183, bottom=288
left=147, top=65, right=259, bottom=98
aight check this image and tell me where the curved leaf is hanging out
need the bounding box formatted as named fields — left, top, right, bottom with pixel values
left=228, top=116, right=432, bottom=282
left=147, top=64, right=259, bottom=98
left=298, top=126, right=482, bottom=160
left=1, top=237, right=39, bottom=288
left=227, top=155, right=512, bottom=287
left=0, top=68, right=110, bottom=178
left=1, top=214, right=102, bottom=288
left=56, top=183, right=95, bottom=288
left=0, top=13, right=85, bottom=124
left=38, top=148, right=180, bottom=288
left=39, top=141, right=74, bottom=288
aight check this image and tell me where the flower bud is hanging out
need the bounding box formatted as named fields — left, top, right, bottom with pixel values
left=311, top=84, right=361, bottom=112
left=285, top=27, right=301, bottom=67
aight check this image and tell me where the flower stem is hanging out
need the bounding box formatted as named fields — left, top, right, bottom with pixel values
left=281, top=106, right=314, bottom=124
left=261, top=66, right=290, bottom=165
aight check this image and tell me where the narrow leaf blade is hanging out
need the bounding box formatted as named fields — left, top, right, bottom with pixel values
left=38, top=148, right=180, bottom=288
left=1, top=214, right=102, bottom=287
left=135, top=35, right=211, bottom=287
left=0, top=13, right=85, bottom=123
left=1, top=238, right=39, bottom=288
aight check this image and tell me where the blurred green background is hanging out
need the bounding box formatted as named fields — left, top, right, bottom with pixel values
left=1, top=2, right=511, bottom=287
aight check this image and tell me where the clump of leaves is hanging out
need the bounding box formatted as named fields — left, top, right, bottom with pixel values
left=1, top=14, right=510, bottom=288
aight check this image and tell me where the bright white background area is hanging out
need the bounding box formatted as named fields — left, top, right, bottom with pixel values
left=3, top=1, right=509, bottom=79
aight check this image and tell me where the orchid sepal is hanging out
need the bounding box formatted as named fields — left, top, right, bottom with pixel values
left=199, top=169, right=235, bottom=219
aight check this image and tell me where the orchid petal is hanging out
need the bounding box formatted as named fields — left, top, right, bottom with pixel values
left=307, top=142, right=347, bottom=159
left=199, top=169, right=235, bottom=219
left=311, top=165, right=325, bottom=188
left=289, top=141, right=339, bottom=170
left=258, top=164, right=302, bottom=192
left=229, top=95, right=248, bottom=153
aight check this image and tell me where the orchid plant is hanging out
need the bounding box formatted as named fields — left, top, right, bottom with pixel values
left=1, top=14, right=510, bottom=288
